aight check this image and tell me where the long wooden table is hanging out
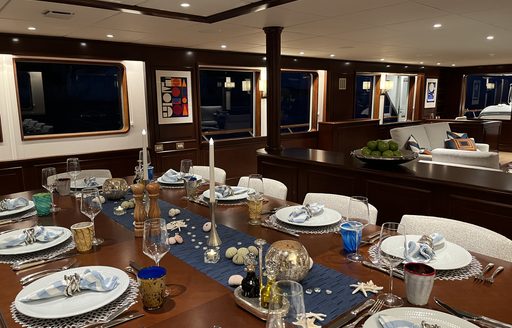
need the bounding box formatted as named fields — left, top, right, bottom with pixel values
left=0, top=188, right=511, bottom=327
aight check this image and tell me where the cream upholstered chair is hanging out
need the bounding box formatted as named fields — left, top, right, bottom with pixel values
left=192, top=166, right=226, bottom=184
left=400, top=215, right=512, bottom=262
left=302, top=193, right=378, bottom=225
left=237, top=176, right=287, bottom=200
left=48, top=169, right=112, bottom=185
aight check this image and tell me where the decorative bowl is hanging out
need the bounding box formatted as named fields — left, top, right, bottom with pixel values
left=265, top=240, right=310, bottom=282
left=352, top=148, right=418, bottom=165
left=102, top=178, right=129, bottom=200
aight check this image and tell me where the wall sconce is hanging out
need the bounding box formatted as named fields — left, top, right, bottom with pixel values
left=362, top=81, right=371, bottom=90
left=224, top=77, right=235, bottom=89
left=381, top=80, right=394, bottom=93
left=486, top=82, right=495, bottom=90
left=259, top=79, right=267, bottom=98
left=242, top=79, right=251, bottom=92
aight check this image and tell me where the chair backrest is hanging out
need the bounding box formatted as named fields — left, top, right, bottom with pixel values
left=400, top=215, right=512, bottom=262
left=193, top=166, right=226, bottom=184
left=303, top=193, right=378, bottom=225
left=237, top=176, right=288, bottom=200
left=48, top=169, right=112, bottom=185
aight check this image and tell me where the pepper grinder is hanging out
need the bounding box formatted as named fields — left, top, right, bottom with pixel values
left=146, top=182, right=161, bottom=219
left=241, top=253, right=260, bottom=298
left=131, top=183, right=146, bottom=237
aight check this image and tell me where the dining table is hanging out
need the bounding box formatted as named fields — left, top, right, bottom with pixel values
left=0, top=183, right=511, bottom=328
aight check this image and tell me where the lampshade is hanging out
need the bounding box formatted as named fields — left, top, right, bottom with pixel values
left=362, top=81, right=371, bottom=90
left=486, top=82, right=495, bottom=90
left=242, top=79, right=251, bottom=92
left=224, top=77, right=235, bottom=89
left=383, top=80, right=394, bottom=91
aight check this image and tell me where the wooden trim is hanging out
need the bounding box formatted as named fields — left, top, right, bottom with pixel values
left=373, top=75, right=382, bottom=120
left=407, top=76, right=416, bottom=121
left=0, top=115, right=2, bottom=143
left=310, top=72, right=319, bottom=131
left=203, top=128, right=253, bottom=136
left=255, top=71, right=262, bottom=136
left=414, top=74, right=425, bottom=120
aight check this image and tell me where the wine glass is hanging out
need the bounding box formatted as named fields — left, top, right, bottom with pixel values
left=143, top=218, right=169, bottom=266
left=180, top=159, right=194, bottom=181
left=344, top=196, right=369, bottom=262
left=80, top=187, right=103, bottom=245
left=376, top=221, right=406, bottom=307
left=266, top=280, right=306, bottom=328
left=41, top=167, right=60, bottom=212
left=66, top=157, right=81, bottom=195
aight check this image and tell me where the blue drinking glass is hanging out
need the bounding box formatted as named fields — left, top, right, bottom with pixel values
left=340, top=221, right=363, bottom=255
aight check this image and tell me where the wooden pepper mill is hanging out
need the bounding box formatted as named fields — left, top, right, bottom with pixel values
left=146, top=182, right=161, bottom=219
left=131, top=183, right=147, bottom=237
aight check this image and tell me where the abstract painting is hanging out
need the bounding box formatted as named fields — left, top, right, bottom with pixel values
left=424, top=78, right=438, bottom=109
left=156, top=70, right=193, bottom=124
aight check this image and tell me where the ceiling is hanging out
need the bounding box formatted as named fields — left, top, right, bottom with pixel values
left=2, top=0, right=512, bottom=66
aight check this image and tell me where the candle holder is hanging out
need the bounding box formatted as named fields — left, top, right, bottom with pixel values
left=204, top=201, right=222, bottom=263
left=204, top=246, right=220, bottom=263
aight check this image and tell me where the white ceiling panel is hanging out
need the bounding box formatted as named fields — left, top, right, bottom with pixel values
left=286, top=15, right=375, bottom=36
left=94, top=12, right=195, bottom=33
left=284, top=0, right=407, bottom=18
left=223, top=6, right=325, bottom=29
left=463, top=9, right=512, bottom=31
left=66, top=26, right=147, bottom=42
left=141, top=0, right=258, bottom=16
left=0, top=18, right=73, bottom=36
left=413, top=0, right=512, bottom=15
left=97, top=0, right=147, bottom=5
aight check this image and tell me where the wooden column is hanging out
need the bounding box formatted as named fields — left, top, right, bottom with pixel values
left=264, top=26, right=283, bottom=153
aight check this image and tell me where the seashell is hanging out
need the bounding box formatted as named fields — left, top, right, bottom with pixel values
left=120, top=201, right=131, bottom=209
left=174, top=233, right=184, bottom=244
left=309, top=257, right=314, bottom=270
left=168, top=208, right=181, bottom=217
left=203, top=222, right=212, bottom=232
left=128, top=200, right=135, bottom=209
left=232, top=253, right=245, bottom=265
left=228, top=274, right=244, bottom=286
left=237, top=247, right=249, bottom=257
left=168, top=237, right=177, bottom=245
left=248, top=246, right=258, bottom=256
left=98, top=195, right=106, bottom=204
left=225, top=247, right=238, bottom=259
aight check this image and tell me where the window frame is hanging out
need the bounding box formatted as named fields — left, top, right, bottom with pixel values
left=13, top=57, right=130, bottom=141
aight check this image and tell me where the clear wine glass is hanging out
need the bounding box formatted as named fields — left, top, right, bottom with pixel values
left=80, top=187, right=103, bottom=245
left=180, top=159, right=194, bottom=181
left=344, top=196, right=369, bottom=262
left=266, top=280, right=306, bottom=328
left=66, top=157, right=81, bottom=195
left=143, top=218, right=169, bottom=266
left=41, top=167, right=60, bottom=212
left=377, top=221, right=406, bottom=307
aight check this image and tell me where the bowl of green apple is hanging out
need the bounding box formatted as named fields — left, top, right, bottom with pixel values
left=352, top=140, right=418, bottom=165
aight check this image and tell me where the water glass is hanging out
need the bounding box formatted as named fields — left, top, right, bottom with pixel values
left=138, top=266, right=167, bottom=310
left=180, top=159, right=194, bottom=181
left=143, top=218, right=169, bottom=266
left=71, top=221, right=94, bottom=253
left=41, top=167, right=60, bottom=212
left=340, top=221, right=363, bottom=253
left=266, top=280, right=306, bottom=328
left=32, top=192, right=52, bottom=216
left=404, top=262, right=435, bottom=306
left=344, top=196, right=369, bottom=262
left=80, top=187, right=103, bottom=245
left=66, top=157, right=80, bottom=195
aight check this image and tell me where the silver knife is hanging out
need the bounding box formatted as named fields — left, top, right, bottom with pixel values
left=12, top=252, right=77, bottom=271
left=330, top=298, right=375, bottom=327
left=362, top=261, right=404, bottom=280
left=435, top=298, right=512, bottom=328
left=100, top=312, right=144, bottom=328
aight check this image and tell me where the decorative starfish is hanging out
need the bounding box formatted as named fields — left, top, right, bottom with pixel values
left=350, top=280, right=383, bottom=297
left=166, top=220, right=187, bottom=232
left=292, top=313, right=326, bottom=328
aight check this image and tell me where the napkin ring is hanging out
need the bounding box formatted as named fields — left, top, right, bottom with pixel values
left=84, top=176, right=97, bottom=187
left=64, top=273, right=81, bottom=297
left=0, top=200, right=9, bottom=211
left=418, top=235, right=433, bottom=249
left=23, top=228, right=37, bottom=245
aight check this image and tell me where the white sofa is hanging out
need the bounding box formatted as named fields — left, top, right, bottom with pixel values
left=390, top=122, right=498, bottom=169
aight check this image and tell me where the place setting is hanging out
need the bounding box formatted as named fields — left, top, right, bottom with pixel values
left=157, top=159, right=203, bottom=189
left=0, top=196, right=36, bottom=227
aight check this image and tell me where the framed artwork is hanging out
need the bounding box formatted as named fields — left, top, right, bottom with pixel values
left=424, top=78, right=438, bottom=108
left=155, top=70, right=193, bottom=124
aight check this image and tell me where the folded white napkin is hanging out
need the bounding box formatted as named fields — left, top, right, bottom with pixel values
left=378, top=314, right=420, bottom=328
left=20, top=269, right=119, bottom=302
left=405, top=233, right=445, bottom=263
left=161, top=169, right=180, bottom=183
left=214, top=186, right=248, bottom=199
left=0, top=197, right=29, bottom=212
left=0, top=226, right=63, bottom=249
left=83, top=176, right=98, bottom=187
left=288, top=203, right=324, bottom=223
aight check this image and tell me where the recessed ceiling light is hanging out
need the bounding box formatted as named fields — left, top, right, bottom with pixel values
left=293, top=58, right=298, bottom=62
left=106, top=34, right=114, bottom=38
left=329, top=54, right=335, bottom=57
left=262, top=56, right=266, bottom=61
left=80, top=42, right=87, bottom=47
left=12, top=38, right=19, bottom=42
left=221, top=44, right=227, bottom=49
left=419, top=61, right=424, bottom=64
left=344, top=62, right=350, bottom=65
left=451, top=64, right=456, bottom=66
left=420, top=66, right=425, bottom=69
left=27, top=26, right=36, bottom=31
left=186, top=51, right=193, bottom=55
left=486, top=35, right=494, bottom=40
left=386, top=65, right=391, bottom=68
left=433, top=23, right=442, bottom=28
left=404, top=66, right=408, bottom=68
left=489, top=53, right=496, bottom=57
left=180, top=3, right=190, bottom=8
left=299, top=51, right=304, bottom=55
left=436, top=62, right=441, bottom=65
left=380, top=58, right=385, bottom=61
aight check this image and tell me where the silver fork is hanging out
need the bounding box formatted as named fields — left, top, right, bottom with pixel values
left=81, top=300, right=137, bottom=328
left=484, top=266, right=504, bottom=284
left=344, top=299, right=384, bottom=328
left=474, top=262, right=494, bottom=282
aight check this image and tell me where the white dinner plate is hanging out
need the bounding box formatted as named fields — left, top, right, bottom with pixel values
left=380, top=235, right=473, bottom=270
left=0, top=201, right=35, bottom=218
left=15, top=266, right=129, bottom=319
left=275, top=206, right=342, bottom=227
left=0, top=226, right=71, bottom=255
left=202, top=187, right=254, bottom=201
left=71, top=177, right=108, bottom=190
left=363, top=307, right=479, bottom=328
left=157, top=174, right=202, bottom=185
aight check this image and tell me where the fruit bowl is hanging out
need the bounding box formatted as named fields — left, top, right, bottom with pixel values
left=352, top=148, right=418, bottom=165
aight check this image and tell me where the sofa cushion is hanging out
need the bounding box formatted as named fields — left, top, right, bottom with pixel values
left=424, top=122, right=451, bottom=149
left=446, top=131, right=468, bottom=139
left=431, top=148, right=500, bottom=169
left=407, top=135, right=432, bottom=155
left=390, top=125, right=431, bottom=150
left=445, top=138, right=477, bottom=151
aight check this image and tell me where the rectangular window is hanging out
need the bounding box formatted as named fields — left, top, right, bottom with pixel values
left=281, top=71, right=313, bottom=133
left=354, top=75, right=375, bottom=119
left=15, top=59, right=129, bottom=140
left=463, top=74, right=512, bottom=120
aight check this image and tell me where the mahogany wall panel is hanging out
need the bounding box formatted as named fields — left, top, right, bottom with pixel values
left=0, top=167, right=24, bottom=195
left=258, top=159, right=299, bottom=202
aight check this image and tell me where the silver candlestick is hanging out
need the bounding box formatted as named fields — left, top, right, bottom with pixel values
left=204, top=201, right=222, bottom=263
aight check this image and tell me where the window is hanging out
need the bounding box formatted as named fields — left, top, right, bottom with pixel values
left=382, top=75, right=412, bottom=123
left=199, top=69, right=255, bottom=140
left=281, top=71, right=313, bottom=133
left=463, top=74, right=512, bottom=119
left=15, top=59, right=129, bottom=139
left=354, top=75, right=374, bottom=119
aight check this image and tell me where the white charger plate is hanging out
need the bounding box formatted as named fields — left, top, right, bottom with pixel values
left=71, top=177, right=108, bottom=190
left=0, top=201, right=35, bottom=218
left=363, top=307, right=478, bottom=328
left=275, top=206, right=342, bottom=227
left=15, top=266, right=129, bottom=319
left=0, top=226, right=71, bottom=255
left=202, top=187, right=253, bottom=201
left=157, top=174, right=202, bottom=185
left=380, top=235, right=472, bottom=270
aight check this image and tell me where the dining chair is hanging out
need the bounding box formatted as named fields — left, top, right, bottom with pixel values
left=400, top=214, right=512, bottom=262
left=302, top=193, right=378, bottom=224
left=192, top=166, right=226, bottom=184
left=48, top=169, right=113, bottom=185
left=237, top=176, right=288, bottom=200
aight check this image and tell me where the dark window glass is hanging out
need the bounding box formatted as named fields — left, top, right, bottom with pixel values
left=199, top=70, right=254, bottom=139
left=354, top=75, right=374, bottom=118
left=15, top=60, right=127, bottom=137
left=464, top=75, right=512, bottom=119
left=281, top=72, right=311, bottom=133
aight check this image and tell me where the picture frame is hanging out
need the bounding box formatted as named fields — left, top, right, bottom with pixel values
left=155, top=70, right=193, bottom=124
left=424, top=78, right=438, bottom=108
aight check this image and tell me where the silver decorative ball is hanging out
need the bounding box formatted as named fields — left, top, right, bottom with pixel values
left=102, top=178, right=129, bottom=200
left=265, top=240, right=310, bottom=282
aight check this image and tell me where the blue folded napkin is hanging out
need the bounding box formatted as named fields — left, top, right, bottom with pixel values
left=161, top=169, right=180, bottom=183
left=214, top=186, right=248, bottom=199
left=288, top=203, right=324, bottom=223
left=0, top=197, right=29, bottom=212
left=0, top=226, right=63, bottom=249
left=405, top=233, right=445, bottom=263
left=83, top=176, right=98, bottom=187
left=20, top=269, right=119, bottom=302
left=378, top=314, right=420, bottom=328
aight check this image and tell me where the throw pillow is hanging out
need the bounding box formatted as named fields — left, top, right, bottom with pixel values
left=446, top=131, right=468, bottom=139
left=445, top=138, right=477, bottom=151
left=406, top=135, right=431, bottom=155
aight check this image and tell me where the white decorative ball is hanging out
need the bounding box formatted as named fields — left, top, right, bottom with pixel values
left=228, top=274, right=244, bottom=286
left=168, top=237, right=176, bottom=245
left=203, top=222, right=212, bottom=232
left=174, top=234, right=184, bottom=244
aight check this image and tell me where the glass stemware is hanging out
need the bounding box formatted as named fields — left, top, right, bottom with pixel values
left=143, top=218, right=169, bottom=266
left=266, top=280, right=306, bottom=328
left=247, top=174, right=264, bottom=226
left=41, top=167, right=60, bottom=212
left=344, top=196, right=370, bottom=262
left=377, top=221, right=406, bottom=307
left=66, top=157, right=81, bottom=195
left=80, top=187, right=103, bottom=245
left=180, top=159, right=194, bottom=181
